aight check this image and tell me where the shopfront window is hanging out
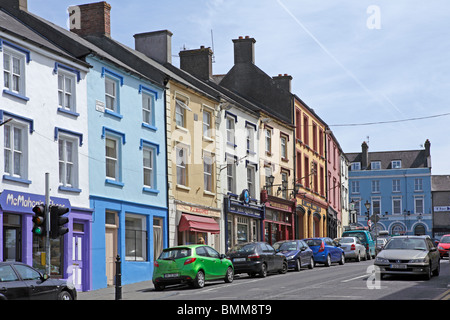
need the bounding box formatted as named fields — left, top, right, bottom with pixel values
left=125, top=214, right=148, bottom=261
left=32, top=235, right=63, bottom=276
left=237, top=216, right=249, bottom=243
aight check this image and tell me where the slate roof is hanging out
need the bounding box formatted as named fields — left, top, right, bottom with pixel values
left=346, top=149, right=429, bottom=170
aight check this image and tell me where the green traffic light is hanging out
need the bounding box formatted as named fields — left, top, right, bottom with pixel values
left=32, top=226, right=44, bottom=235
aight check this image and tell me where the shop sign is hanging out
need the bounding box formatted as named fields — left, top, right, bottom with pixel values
left=267, top=201, right=292, bottom=212
left=0, top=190, right=71, bottom=213
left=302, top=199, right=321, bottom=212
left=177, top=204, right=220, bottom=218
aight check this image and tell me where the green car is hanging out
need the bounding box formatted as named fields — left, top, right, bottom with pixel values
left=152, top=244, right=234, bottom=291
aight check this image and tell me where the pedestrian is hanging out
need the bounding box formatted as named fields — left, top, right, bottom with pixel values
left=198, top=236, right=205, bottom=244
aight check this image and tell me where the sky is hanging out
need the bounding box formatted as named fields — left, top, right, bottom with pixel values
left=28, top=0, right=450, bottom=175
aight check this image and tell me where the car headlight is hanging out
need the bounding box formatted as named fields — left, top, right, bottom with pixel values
left=437, top=245, right=444, bottom=250
left=375, top=257, right=389, bottom=263
left=409, top=258, right=426, bottom=263
left=286, top=255, right=295, bottom=260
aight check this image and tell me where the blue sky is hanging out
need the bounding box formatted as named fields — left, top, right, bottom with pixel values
left=29, top=0, right=450, bottom=174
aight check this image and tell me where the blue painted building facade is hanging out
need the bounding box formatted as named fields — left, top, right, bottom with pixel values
left=346, top=140, right=433, bottom=237
left=86, top=56, right=167, bottom=289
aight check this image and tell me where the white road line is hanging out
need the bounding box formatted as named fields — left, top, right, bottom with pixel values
left=341, top=274, right=369, bottom=282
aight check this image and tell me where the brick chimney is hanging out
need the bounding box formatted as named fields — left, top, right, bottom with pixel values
left=361, top=141, right=369, bottom=169
left=273, top=74, right=292, bottom=92
left=69, top=2, right=112, bottom=38
left=179, top=46, right=213, bottom=80
left=134, top=30, right=173, bottom=64
left=232, top=36, right=255, bottom=64
left=2, top=0, right=28, bottom=11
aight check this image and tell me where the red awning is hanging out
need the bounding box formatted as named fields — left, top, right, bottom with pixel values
left=178, top=214, right=220, bottom=234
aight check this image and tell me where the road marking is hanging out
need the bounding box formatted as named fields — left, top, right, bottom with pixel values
left=341, top=274, right=369, bottom=282
left=433, top=289, right=450, bottom=300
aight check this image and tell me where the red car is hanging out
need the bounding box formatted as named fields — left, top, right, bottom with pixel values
left=437, top=234, right=450, bottom=258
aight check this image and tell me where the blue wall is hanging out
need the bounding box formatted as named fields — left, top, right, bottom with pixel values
left=86, top=57, right=168, bottom=289
left=349, top=167, right=432, bottom=236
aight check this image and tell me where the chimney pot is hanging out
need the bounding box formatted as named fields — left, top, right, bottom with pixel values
left=179, top=46, right=213, bottom=80
left=232, top=36, right=256, bottom=64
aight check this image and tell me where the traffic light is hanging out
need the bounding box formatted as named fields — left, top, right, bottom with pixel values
left=50, top=205, right=69, bottom=239
left=32, top=204, right=46, bottom=237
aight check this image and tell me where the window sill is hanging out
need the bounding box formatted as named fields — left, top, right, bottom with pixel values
left=143, top=187, right=160, bottom=194
left=3, top=90, right=29, bottom=101
left=142, top=123, right=157, bottom=132
left=105, top=179, right=124, bottom=188
left=203, top=136, right=214, bottom=143
left=59, top=186, right=82, bottom=193
left=176, top=184, right=191, bottom=191
left=104, top=109, right=123, bottom=120
left=3, top=175, right=31, bottom=185
left=175, top=125, right=189, bottom=133
left=57, top=107, right=80, bottom=118
left=203, top=190, right=215, bottom=197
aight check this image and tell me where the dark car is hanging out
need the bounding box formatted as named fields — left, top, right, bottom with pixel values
left=226, top=242, right=288, bottom=277
left=0, top=262, right=77, bottom=300
left=273, top=240, right=314, bottom=271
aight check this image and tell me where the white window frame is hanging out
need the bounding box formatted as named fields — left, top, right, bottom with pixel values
left=372, top=197, right=381, bottom=215
left=125, top=213, right=147, bottom=262
left=175, top=99, right=190, bottom=128
left=226, top=116, right=235, bottom=145
left=392, top=196, right=402, bottom=215
left=203, top=110, right=211, bottom=138
left=371, top=180, right=380, bottom=193
left=371, top=161, right=381, bottom=170
left=3, top=121, right=27, bottom=180
left=226, top=159, right=236, bottom=194
left=105, top=136, right=119, bottom=181
left=3, top=47, right=26, bottom=96
left=58, top=134, right=78, bottom=189
left=142, top=91, right=154, bottom=126
left=414, top=196, right=424, bottom=214
left=105, top=76, right=118, bottom=112
left=392, top=179, right=401, bottom=192
left=143, top=146, right=154, bottom=189
left=351, top=180, right=360, bottom=194
left=350, top=162, right=361, bottom=171
left=280, top=136, right=287, bottom=159
left=265, top=128, right=272, bottom=154
left=246, top=126, right=254, bottom=153
left=414, top=178, right=423, bottom=191
left=176, top=145, right=188, bottom=186
left=203, top=152, right=213, bottom=192
left=247, top=165, right=255, bottom=198
left=391, top=160, right=402, bottom=169
left=58, top=71, right=76, bottom=113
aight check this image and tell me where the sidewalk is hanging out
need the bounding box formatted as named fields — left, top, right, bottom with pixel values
left=77, top=280, right=157, bottom=300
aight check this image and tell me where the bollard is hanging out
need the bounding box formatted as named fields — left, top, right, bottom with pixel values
left=115, top=255, right=122, bottom=300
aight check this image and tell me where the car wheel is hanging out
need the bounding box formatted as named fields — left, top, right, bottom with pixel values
left=259, top=263, right=267, bottom=278
left=154, top=283, right=165, bottom=291
left=366, top=252, right=371, bottom=260
left=224, top=267, right=234, bottom=283
left=193, top=270, right=205, bottom=288
left=58, top=291, right=73, bottom=300
left=339, top=253, right=345, bottom=265
left=324, top=254, right=331, bottom=267
left=295, top=258, right=301, bottom=271
left=279, top=261, right=288, bottom=274
left=308, top=257, right=314, bottom=269
left=432, top=261, right=440, bottom=277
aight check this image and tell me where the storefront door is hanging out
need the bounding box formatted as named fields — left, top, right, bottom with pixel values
left=72, top=223, right=85, bottom=291
left=3, top=214, right=22, bottom=262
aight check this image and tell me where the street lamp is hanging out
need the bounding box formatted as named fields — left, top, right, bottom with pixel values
left=364, top=200, right=371, bottom=214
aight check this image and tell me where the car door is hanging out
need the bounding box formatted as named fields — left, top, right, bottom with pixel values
left=196, top=246, right=214, bottom=280
left=426, top=238, right=439, bottom=271
left=259, top=243, right=273, bottom=271
left=299, top=241, right=309, bottom=266
left=0, top=264, right=29, bottom=300
left=204, top=246, right=227, bottom=279
left=14, top=264, right=58, bottom=300
left=326, top=238, right=339, bottom=262
left=266, top=243, right=280, bottom=271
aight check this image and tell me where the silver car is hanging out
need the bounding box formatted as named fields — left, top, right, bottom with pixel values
left=374, top=236, right=440, bottom=280
left=335, top=237, right=366, bottom=262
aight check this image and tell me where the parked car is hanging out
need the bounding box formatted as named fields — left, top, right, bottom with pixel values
left=152, top=245, right=234, bottom=291
left=376, top=238, right=388, bottom=255
left=437, top=234, right=450, bottom=259
left=303, top=237, right=345, bottom=267
left=374, top=236, right=440, bottom=280
left=226, top=242, right=288, bottom=277
left=273, top=240, right=314, bottom=270
left=0, top=262, right=77, bottom=300
left=342, top=229, right=376, bottom=259
left=335, top=237, right=366, bottom=262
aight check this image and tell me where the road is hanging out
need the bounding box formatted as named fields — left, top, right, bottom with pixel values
left=79, top=257, right=450, bottom=301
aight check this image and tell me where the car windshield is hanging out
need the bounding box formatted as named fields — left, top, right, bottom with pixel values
left=344, top=232, right=366, bottom=243
left=229, top=243, right=256, bottom=254
left=273, top=241, right=298, bottom=251
left=304, top=239, right=322, bottom=247
left=384, top=238, right=427, bottom=250
left=159, top=248, right=191, bottom=260
left=440, top=236, right=450, bottom=243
